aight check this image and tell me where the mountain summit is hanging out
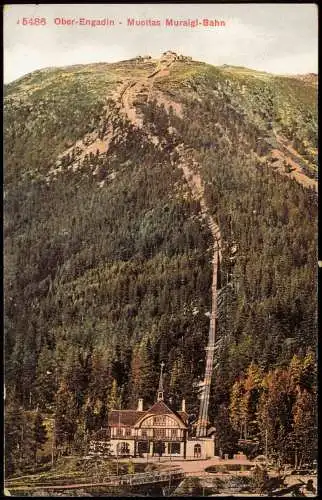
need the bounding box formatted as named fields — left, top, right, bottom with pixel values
left=5, top=52, right=317, bottom=190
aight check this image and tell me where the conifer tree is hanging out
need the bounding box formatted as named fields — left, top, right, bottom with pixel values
left=130, top=339, right=157, bottom=405
left=108, top=379, right=121, bottom=411
left=33, top=412, right=48, bottom=463
left=5, top=401, right=25, bottom=476
left=215, top=404, right=239, bottom=458
left=229, top=379, right=244, bottom=438
left=291, top=389, right=317, bottom=467
left=257, top=368, right=293, bottom=463
left=55, top=382, right=78, bottom=452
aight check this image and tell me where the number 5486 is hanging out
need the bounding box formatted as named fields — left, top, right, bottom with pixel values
left=22, top=17, right=47, bottom=25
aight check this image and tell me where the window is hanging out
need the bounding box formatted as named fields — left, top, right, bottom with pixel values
left=171, top=428, right=177, bottom=439
left=125, top=427, right=131, bottom=437
left=138, top=441, right=149, bottom=455
left=141, top=416, right=152, bottom=428
left=154, top=428, right=166, bottom=439
left=117, top=442, right=130, bottom=456
left=89, top=440, right=111, bottom=456
left=169, top=442, right=180, bottom=455
left=153, top=415, right=166, bottom=426
left=141, top=429, right=147, bottom=438
left=194, top=444, right=202, bottom=458
left=153, top=441, right=166, bottom=456
left=116, top=427, right=123, bottom=437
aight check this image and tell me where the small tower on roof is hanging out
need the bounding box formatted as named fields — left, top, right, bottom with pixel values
left=157, top=361, right=165, bottom=401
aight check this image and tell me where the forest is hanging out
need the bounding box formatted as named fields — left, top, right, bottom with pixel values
left=4, top=58, right=317, bottom=476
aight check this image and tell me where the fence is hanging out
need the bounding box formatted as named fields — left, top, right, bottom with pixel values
left=5, top=469, right=185, bottom=491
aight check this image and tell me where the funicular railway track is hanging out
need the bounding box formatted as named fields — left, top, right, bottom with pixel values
left=176, top=158, right=222, bottom=437
left=117, top=52, right=223, bottom=438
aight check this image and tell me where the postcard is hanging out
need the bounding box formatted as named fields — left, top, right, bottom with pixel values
left=3, top=3, right=318, bottom=497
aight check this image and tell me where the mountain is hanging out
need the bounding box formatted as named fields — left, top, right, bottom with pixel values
left=4, top=52, right=317, bottom=473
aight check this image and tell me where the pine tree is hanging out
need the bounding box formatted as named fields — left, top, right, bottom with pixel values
left=55, top=382, right=78, bottom=452
left=229, top=379, right=244, bottom=438
left=243, top=362, right=263, bottom=437
left=300, top=348, right=316, bottom=392
left=215, top=404, right=239, bottom=458
left=257, top=368, right=294, bottom=464
left=289, top=354, right=303, bottom=392
left=83, top=396, right=95, bottom=432
left=108, top=379, right=121, bottom=411
left=169, top=356, right=184, bottom=407
left=73, top=421, right=88, bottom=455
left=34, top=347, right=57, bottom=410
left=291, top=389, right=317, bottom=467
left=130, top=339, right=157, bottom=406
left=239, top=391, right=251, bottom=440
left=33, top=411, right=48, bottom=463
left=5, top=401, right=25, bottom=476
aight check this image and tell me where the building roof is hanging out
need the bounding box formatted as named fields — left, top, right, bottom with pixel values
left=147, top=400, right=174, bottom=415
left=108, top=410, right=146, bottom=427
left=108, top=400, right=188, bottom=428
left=177, top=410, right=189, bottom=424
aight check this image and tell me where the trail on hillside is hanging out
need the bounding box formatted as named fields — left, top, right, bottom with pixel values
left=48, top=53, right=182, bottom=183
left=116, top=52, right=181, bottom=127
left=118, top=53, right=222, bottom=437
left=269, top=133, right=318, bottom=192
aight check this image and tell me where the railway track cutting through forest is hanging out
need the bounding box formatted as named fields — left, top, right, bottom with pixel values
left=175, top=148, right=222, bottom=437
left=116, top=53, right=223, bottom=437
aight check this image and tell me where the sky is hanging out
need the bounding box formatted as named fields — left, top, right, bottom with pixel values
left=3, top=3, right=318, bottom=83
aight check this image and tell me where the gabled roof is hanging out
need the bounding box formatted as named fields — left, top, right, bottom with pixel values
left=108, top=400, right=188, bottom=428
left=134, top=400, right=188, bottom=429
left=147, top=402, right=189, bottom=424
left=108, top=410, right=146, bottom=427
left=146, top=400, right=175, bottom=416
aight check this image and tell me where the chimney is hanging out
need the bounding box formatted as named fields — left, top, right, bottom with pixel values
left=137, top=398, right=143, bottom=411
left=181, top=399, right=186, bottom=413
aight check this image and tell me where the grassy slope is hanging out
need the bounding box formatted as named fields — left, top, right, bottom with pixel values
left=155, top=61, right=317, bottom=173
left=4, top=57, right=317, bottom=182
left=4, top=59, right=156, bottom=182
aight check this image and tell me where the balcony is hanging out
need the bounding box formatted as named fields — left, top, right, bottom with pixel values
left=135, top=432, right=185, bottom=442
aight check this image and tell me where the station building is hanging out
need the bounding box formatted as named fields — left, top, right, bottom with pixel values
left=89, top=364, right=215, bottom=459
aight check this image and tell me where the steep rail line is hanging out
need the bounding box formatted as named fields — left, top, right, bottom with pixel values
left=175, top=149, right=222, bottom=437
left=116, top=54, right=222, bottom=437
